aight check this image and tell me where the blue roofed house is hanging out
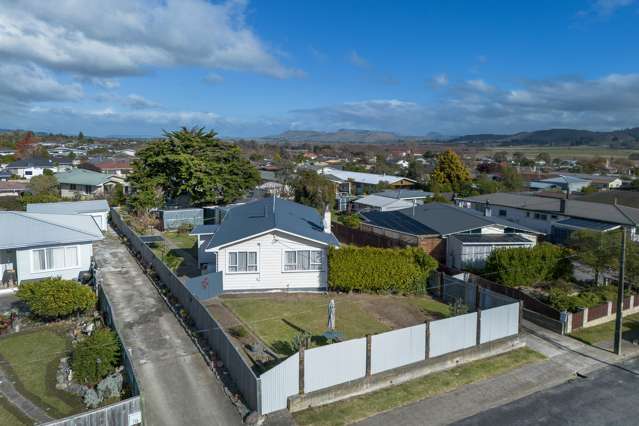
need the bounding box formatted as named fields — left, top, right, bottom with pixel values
left=0, top=211, right=103, bottom=286
left=203, top=197, right=339, bottom=292
left=26, top=200, right=110, bottom=231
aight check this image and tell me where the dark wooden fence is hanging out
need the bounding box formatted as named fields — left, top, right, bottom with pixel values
left=332, top=222, right=412, bottom=248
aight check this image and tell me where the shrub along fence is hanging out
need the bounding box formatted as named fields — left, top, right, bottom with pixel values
left=569, top=294, right=639, bottom=333
left=110, top=208, right=262, bottom=413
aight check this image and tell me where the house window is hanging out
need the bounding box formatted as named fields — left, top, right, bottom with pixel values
left=551, top=215, right=558, bottom=220
left=228, top=251, right=257, bottom=273
left=284, top=250, right=323, bottom=271
left=526, top=212, right=530, bottom=217
left=69, top=184, right=77, bottom=190
left=25, top=170, right=32, bottom=176
left=540, top=214, right=548, bottom=221
left=32, top=246, right=79, bottom=272
left=498, top=209, right=507, bottom=217
left=534, top=213, right=541, bottom=219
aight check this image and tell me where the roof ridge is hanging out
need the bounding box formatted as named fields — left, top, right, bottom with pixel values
left=7, top=211, right=102, bottom=239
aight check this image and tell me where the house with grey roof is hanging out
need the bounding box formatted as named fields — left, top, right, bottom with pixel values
left=457, top=192, right=639, bottom=241
left=203, top=197, right=339, bottom=292
left=528, top=175, right=591, bottom=193
left=360, top=203, right=540, bottom=270
left=0, top=211, right=103, bottom=286
left=27, top=200, right=110, bottom=231
left=6, top=158, right=71, bottom=179
left=351, top=194, right=416, bottom=212
left=55, top=169, right=125, bottom=198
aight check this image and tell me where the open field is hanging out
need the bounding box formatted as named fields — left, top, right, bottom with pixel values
left=570, top=312, right=639, bottom=345
left=220, top=293, right=450, bottom=356
left=0, top=325, right=85, bottom=419
left=474, top=146, right=639, bottom=160
left=293, top=347, right=545, bottom=426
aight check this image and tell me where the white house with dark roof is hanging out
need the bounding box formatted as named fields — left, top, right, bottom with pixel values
left=203, top=197, right=339, bottom=292
left=0, top=211, right=103, bottom=286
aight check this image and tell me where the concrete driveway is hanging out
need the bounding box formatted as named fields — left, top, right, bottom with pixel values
left=95, top=231, right=241, bottom=426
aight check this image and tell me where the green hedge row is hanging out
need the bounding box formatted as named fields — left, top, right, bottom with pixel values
left=327, top=245, right=438, bottom=294
left=483, top=243, right=572, bottom=287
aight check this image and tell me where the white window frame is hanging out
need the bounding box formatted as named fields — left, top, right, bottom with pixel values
left=283, top=249, right=323, bottom=272
left=227, top=250, right=258, bottom=274
left=31, top=245, right=80, bottom=273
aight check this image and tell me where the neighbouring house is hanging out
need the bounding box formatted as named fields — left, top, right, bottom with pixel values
left=457, top=192, right=639, bottom=241
left=560, top=173, right=623, bottom=190
left=190, top=224, right=220, bottom=269
left=0, top=211, right=103, bottom=286
left=203, top=197, right=339, bottom=292
left=93, top=161, right=133, bottom=176
left=374, top=189, right=434, bottom=202
left=0, top=169, right=12, bottom=181
left=55, top=169, right=126, bottom=198
left=351, top=194, right=416, bottom=212
left=255, top=181, right=291, bottom=198
left=5, top=158, right=67, bottom=179
left=0, top=181, right=28, bottom=197
left=318, top=167, right=416, bottom=211
left=528, top=175, right=591, bottom=193
left=26, top=200, right=110, bottom=231
left=360, top=202, right=540, bottom=270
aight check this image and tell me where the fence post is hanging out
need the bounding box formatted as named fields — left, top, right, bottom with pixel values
left=438, top=272, right=444, bottom=298
left=582, top=307, right=589, bottom=328
left=607, top=301, right=613, bottom=317
left=519, top=300, right=523, bottom=334
left=366, top=335, right=372, bottom=377
left=476, top=308, right=482, bottom=346
left=425, top=321, right=430, bottom=359
left=298, top=345, right=305, bottom=395
left=474, top=279, right=481, bottom=311
left=631, top=295, right=635, bottom=311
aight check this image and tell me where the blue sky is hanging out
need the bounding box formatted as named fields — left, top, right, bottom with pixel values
left=1, top=0, right=639, bottom=137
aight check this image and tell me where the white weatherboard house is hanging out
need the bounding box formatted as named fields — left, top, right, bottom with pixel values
left=0, top=211, right=103, bottom=285
left=203, top=197, right=339, bottom=292
left=26, top=200, right=110, bottom=231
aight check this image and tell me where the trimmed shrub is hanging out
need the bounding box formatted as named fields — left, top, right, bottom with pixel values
left=548, top=286, right=618, bottom=313
left=72, top=329, right=121, bottom=385
left=328, top=245, right=438, bottom=294
left=483, top=243, right=572, bottom=287
left=17, top=278, right=97, bottom=319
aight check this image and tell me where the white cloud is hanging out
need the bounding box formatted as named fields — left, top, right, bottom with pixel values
left=431, top=73, right=449, bottom=88
left=0, top=0, right=300, bottom=79
left=0, top=63, right=82, bottom=103
left=465, top=79, right=494, bottom=93
left=203, top=73, right=224, bottom=85
left=348, top=50, right=369, bottom=68
left=124, top=94, right=161, bottom=110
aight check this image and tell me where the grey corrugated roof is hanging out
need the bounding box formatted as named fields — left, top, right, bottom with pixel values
left=553, top=218, right=620, bottom=231
left=55, top=169, right=113, bottom=186
left=190, top=224, right=220, bottom=235
left=27, top=200, right=109, bottom=215
left=452, top=234, right=534, bottom=244
left=353, top=195, right=414, bottom=209
left=206, top=197, right=339, bottom=249
left=461, top=193, right=639, bottom=226
left=0, top=212, right=103, bottom=250
left=362, top=202, right=538, bottom=237
left=375, top=189, right=434, bottom=199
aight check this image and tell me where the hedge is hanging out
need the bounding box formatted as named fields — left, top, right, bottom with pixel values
left=328, top=245, right=438, bottom=294
left=483, top=243, right=572, bottom=287
left=17, top=278, right=97, bottom=319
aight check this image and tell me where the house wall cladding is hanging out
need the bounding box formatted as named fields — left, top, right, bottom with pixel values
left=370, top=324, right=426, bottom=374
left=304, top=338, right=367, bottom=393
left=429, top=312, right=478, bottom=358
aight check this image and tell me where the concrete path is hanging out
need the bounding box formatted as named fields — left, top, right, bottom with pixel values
left=0, top=367, right=53, bottom=424
left=95, top=230, right=241, bottom=426
left=357, top=320, right=639, bottom=426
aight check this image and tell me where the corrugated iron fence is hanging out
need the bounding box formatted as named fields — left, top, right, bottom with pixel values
left=110, top=208, right=262, bottom=413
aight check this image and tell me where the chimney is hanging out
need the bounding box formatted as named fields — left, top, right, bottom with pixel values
left=323, top=205, right=332, bottom=234
left=560, top=198, right=566, bottom=213
left=484, top=201, right=491, bottom=217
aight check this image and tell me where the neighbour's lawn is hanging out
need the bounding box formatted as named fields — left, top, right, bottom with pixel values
left=0, top=326, right=85, bottom=419
left=294, top=347, right=546, bottom=426
left=163, top=232, right=196, bottom=250
left=221, top=293, right=450, bottom=356
left=149, top=242, right=183, bottom=271
left=570, top=312, right=639, bottom=345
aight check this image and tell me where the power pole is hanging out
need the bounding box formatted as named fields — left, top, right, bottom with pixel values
left=614, top=227, right=627, bottom=355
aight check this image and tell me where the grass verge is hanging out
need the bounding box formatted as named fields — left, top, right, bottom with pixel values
left=570, top=312, right=639, bottom=345
left=293, top=347, right=545, bottom=426
left=0, top=325, right=85, bottom=418
left=0, top=399, right=30, bottom=426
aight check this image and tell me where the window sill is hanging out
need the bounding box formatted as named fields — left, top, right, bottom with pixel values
left=226, top=271, right=259, bottom=275
left=282, top=269, right=323, bottom=273
left=32, top=265, right=80, bottom=273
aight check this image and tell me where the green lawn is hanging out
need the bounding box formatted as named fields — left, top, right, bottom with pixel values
left=294, top=347, right=546, bottom=426
left=570, top=312, right=639, bottom=345
left=0, top=400, right=29, bottom=426
left=163, top=232, right=196, bottom=249
left=0, top=326, right=85, bottom=419
left=222, top=293, right=449, bottom=356
left=149, top=243, right=184, bottom=271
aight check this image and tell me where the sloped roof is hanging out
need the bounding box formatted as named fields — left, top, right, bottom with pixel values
left=353, top=194, right=414, bottom=210
left=361, top=210, right=438, bottom=236
left=206, top=197, right=339, bottom=249
left=362, top=202, right=539, bottom=236
left=318, top=167, right=415, bottom=185
left=0, top=211, right=103, bottom=250
left=452, top=234, right=534, bottom=244
left=55, top=169, right=113, bottom=186
left=7, top=158, right=55, bottom=168
left=461, top=193, right=639, bottom=226
left=27, top=200, right=109, bottom=215
left=375, top=189, right=434, bottom=200
left=190, top=224, right=220, bottom=235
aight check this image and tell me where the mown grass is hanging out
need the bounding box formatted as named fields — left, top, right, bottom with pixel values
left=163, top=232, right=196, bottom=250
left=0, top=399, right=30, bottom=426
left=294, top=347, right=546, bottom=426
left=570, top=312, right=639, bottom=345
left=0, top=325, right=85, bottom=418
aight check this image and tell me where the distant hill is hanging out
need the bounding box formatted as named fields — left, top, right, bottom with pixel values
left=449, top=128, right=639, bottom=147
left=261, top=129, right=437, bottom=144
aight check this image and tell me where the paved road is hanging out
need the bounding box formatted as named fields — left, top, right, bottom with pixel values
left=95, top=231, right=241, bottom=426
left=454, top=356, right=639, bottom=426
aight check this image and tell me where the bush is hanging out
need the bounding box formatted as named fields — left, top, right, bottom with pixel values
left=328, top=246, right=438, bottom=294
left=483, top=243, right=572, bottom=287
left=17, top=278, right=96, bottom=319
left=177, top=223, right=193, bottom=234
left=338, top=213, right=361, bottom=229
left=72, top=329, right=120, bottom=385
left=548, top=285, right=618, bottom=312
